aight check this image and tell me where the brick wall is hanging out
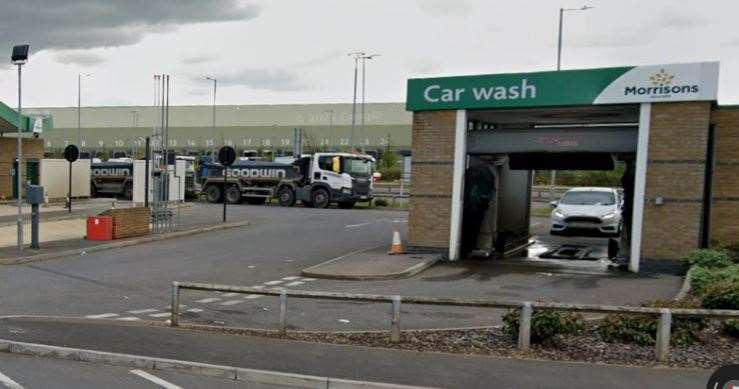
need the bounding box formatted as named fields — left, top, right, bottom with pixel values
left=641, top=102, right=711, bottom=260
left=710, top=106, right=739, bottom=247
left=101, top=207, right=150, bottom=239
left=407, top=110, right=457, bottom=254
left=0, top=137, right=44, bottom=199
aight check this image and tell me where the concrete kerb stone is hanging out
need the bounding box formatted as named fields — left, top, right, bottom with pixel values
left=0, top=338, right=431, bottom=389
left=301, top=247, right=441, bottom=281
left=0, top=220, right=250, bottom=266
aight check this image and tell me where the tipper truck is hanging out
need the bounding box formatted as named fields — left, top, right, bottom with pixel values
left=200, top=152, right=375, bottom=209
left=90, top=161, right=134, bottom=199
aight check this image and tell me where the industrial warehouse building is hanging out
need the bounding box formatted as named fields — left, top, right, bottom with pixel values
left=23, top=103, right=412, bottom=156
left=405, top=62, right=738, bottom=271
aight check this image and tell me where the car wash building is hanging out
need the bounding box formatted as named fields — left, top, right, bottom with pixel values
left=405, top=62, right=738, bottom=272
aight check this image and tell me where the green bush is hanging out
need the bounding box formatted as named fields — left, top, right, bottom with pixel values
left=700, top=280, right=739, bottom=310
left=502, top=309, right=584, bottom=344
left=373, top=198, right=389, bottom=207
left=721, top=319, right=739, bottom=338
left=597, top=300, right=706, bottom=346
left=684, top=248, right=735, bottom=268
left=691, top=265, right=739, bottom=295
left=378, top=167, right=401, bottom=181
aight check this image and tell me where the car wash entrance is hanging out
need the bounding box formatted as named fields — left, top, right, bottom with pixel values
left=405, top=62, right=726, bottom=273
left=461, top=105, right=638, bottom=268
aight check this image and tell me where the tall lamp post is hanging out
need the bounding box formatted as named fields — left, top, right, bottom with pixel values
left=11, top=44, right=29, bottom=255
left=205, top=76, right=217, bottom=159
left=360, top=53, right=380, bottom=152
left=348, top=52, right=365, bottom=150
left=550, top=5, right=593, bottom=200
left=77, top=73, right=91, bottom=149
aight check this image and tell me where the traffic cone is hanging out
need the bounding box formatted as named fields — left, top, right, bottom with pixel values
left=388, top=230, right=405, bottom=255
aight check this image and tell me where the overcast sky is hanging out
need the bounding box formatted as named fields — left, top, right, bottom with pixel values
left=1, top=0, right=737, bottom=108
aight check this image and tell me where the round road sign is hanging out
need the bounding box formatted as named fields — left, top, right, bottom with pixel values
left=218, top=146, right=236, bottom=166
left=63, top=145, right=80, bottom=163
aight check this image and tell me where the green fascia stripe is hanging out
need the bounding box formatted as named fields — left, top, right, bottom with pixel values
left=0, top=100, right=29, bottom=131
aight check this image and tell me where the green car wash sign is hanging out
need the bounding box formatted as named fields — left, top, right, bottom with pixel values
left=406, top=62, right=719, bottom=111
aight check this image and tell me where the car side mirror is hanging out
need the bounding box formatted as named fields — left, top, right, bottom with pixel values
left=549, top=200, right=558, bottom=208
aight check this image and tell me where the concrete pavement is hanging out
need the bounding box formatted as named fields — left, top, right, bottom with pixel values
left=0, top=317, right=712, bottom=389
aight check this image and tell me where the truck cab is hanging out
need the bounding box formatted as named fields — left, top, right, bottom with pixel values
left=301, top=153, right=374, bottom=208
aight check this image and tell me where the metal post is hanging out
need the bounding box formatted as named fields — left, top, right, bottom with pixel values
left=31, top=204, right=39, bottom=249
left=556, top=8, right=564, bottom=71
left=350, top=57, right=358, bottom=150
left=279, top=289, right=287, bottom=335
left=361, top=56, right=366, bottom=152
left=518, top=302, right=533, bottom=351
left=68, top=161, right=72, bottom=213
left=655, top=309, right=672, bottom=362
left=77, top=74, right=81, bottom=148
left=391, top=296, right=401, bottom=343
left=144, top=137, right=150, bottom=208
left=223, top=167, right=228, bottom=223
left=170, top=282, right=180, bottom=327
left=16, top=64, right=23, bottom=255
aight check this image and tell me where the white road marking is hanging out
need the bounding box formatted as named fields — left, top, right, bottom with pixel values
left=195, top=297, right=221, bottom=303
left=281, top=276, right=300, bottom=281
left=0, top=370, right=23, bottom=389
left=244, top=294, right=261, bottom=299
left=221, top=292, right=240, bottom=297
left=219, top=300, right=243, bottom=306
left=130, top=370, right=183, bottom=389
left=148, top=312, right=171, bottom=318
left=116, top=317, right=141, bottom=321
left=345, top=222, right=372, bottom=228
left=285, top=281, right=304, bottom=287
left=128, top=308, right=158, bottom=314
left=186, top=308, right=203, bottom=313
left=301, top=278, right=317, bottom=282
left=263, top=280, right=283, bottom=285
left=85, top=313, right=119, bottom=319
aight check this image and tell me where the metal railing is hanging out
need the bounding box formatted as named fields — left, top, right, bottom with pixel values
left=171, top=281, right=739, bottom=363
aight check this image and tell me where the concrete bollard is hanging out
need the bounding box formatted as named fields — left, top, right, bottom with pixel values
left=518, top=302, right=532, bottom=351
left=391, top=296, right=402, bottom=343
left=279, top=289, right=287, bottom=336
left=655, top=309, right=672, bottom=363
left=170, top=282, right=180, bottom=327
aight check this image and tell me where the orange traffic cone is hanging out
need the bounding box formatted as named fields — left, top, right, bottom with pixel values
left=388, top=230, right=405, bottom=255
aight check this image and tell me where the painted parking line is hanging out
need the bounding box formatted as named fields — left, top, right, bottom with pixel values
left=116, top=317, right=141, bottom=321
left=0, top=370, right=23, bottom=389
left=127, top=308, right=159, bottom=314
left=285, top=281, right=304, bottom=287
left=130, top=370, right=182, bottom=389
left=186, top=308, right=203, bottom=313
left=281, top=276, right=301, bottom=281
left=195, top=297, right=221, bottom=303
left=148, top=312, right=171, bottom=318
left=263, top=280, right=283, bottom=285
left=345, top=222, right=373, bottom=228
left=85, top=313, right=119, bottom=319
left=219, top=300, right=243, bottom=306
left=244, top=294, right=261, bottom=299
left=301, top=278, right=317, bottom=282
left=221, top=292, right=240, bottom=297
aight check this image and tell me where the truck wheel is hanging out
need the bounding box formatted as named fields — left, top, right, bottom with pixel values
left=277, top=187, right=296, bottom=207
left=205, top=185, right=223, bottom=203
left=225, top=185, right=242, bottom=204
left=311, top=188, right=330, bottom=209
left=123, top=182, right=133, bottom=200
left=245, top=197, right=266, bottom=205
left=337, top=201, right=355, bottom=209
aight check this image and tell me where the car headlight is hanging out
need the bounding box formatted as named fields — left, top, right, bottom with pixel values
left=601, top=212, right=617, bottom=220
left=553, top=210, right=567, bottom=218
left=341, top=187, right=351, bottom=194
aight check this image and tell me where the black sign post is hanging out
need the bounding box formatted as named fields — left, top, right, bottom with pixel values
left=63, top=145, right=80, bottom=213
left=218, top=146, right=236, bottom=223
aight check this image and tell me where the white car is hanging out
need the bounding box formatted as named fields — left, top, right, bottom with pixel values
left=550, top=187, right=622, bottom=236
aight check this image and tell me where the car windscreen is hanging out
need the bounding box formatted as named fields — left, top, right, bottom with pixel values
left=342, top=158, right=373, bottom=177
left=560, top=191, right=615, bottom=206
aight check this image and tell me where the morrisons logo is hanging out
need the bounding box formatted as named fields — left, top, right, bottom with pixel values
left=624, top=69, right=699, bottom=97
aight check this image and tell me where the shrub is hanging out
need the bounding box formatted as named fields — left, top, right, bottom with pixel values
left=700, top=280, right=739, bottom=310
left=373, top=198, right=389, bottom=207
left=721, top=319, right=739, bottom=338
left=684, top=248, right=734, bottom=269
left=597, top=300, right=706, bottom=346
left=691, top=265, right=739, bottom=295
left=502, top=309, right=584, bottom=344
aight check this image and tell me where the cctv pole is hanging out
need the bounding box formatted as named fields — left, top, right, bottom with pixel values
left=16, top=63, right=23, bottom=254
left=550, top=8, right=564, bottom=201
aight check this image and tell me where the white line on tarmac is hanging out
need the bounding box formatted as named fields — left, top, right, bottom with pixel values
left=116, top=317, right=141, bottom=321
left=221, top=292, right=240, bottom=297
left=130, top=370, right=183, bottom=389
left=345, top=222, right=373, bottom=228
left=127, top=308, right=159, bottom=314
left=263, top=280, right=283, bottom=285
left=148, top=312, right=171, bottom=318
left=219, top=300, right=243, bottom=306
left=0, top=370, right=23, bottom=389
left=244, top=294, right=261, bottom=299
left=185, top=308, right=203, bottom=313
left=301, top=278, right=317, bottom=282
left=285, top=281, right=304, bottom=287
left=281, top=276, right=300, bottom=281
left=85, top=313, right=119, bottom=319
left=195, top=297, right=221, bottom=303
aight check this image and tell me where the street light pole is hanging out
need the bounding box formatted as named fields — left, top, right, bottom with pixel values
left=77, top=74, right=91, bottom=149
left=360, top=53, right=380, bottom=153
left=551, top=6, right=593, bottom=200
left=205, top=77, right=217, bottom=159
left=348, top=53, right=363, bottom=151
left=11, top=44, right=29, bottom=255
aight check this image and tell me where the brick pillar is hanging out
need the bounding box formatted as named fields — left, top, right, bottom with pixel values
left=710, top=107, right=739, bottom=247
left=641, top=102, right=711, bottom=260
left=407, top=110, right=457, bottom=254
